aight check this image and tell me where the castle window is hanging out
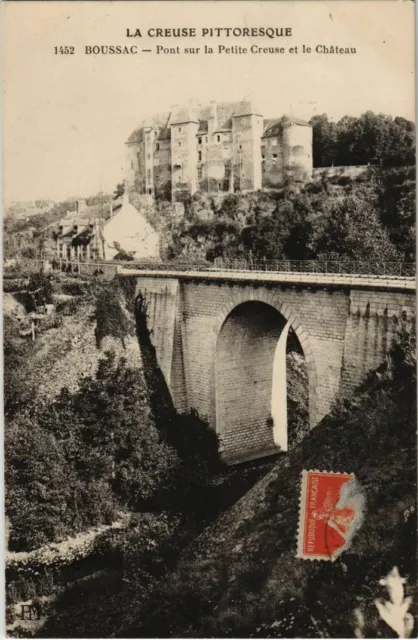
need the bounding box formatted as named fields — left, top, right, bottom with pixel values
left=179, top=127, right=182, bottom=133
left=156, top=143, right=160, bottom=151
left=224, top=164, right=231, bottom=179
left=178, top=142, right=181, bottom=147
left=239, top=145, right=242, bottom=150
left=147, top=169, right=151, bottom=180
left=272, top=153, right=277, bottom=164
left=217, top=135, right=221, bottom=142
left=198, top=137, right=202, bottom=145
left=198, top=150, right=202, bottom=162
left=198, top=166, right=203, bottom=180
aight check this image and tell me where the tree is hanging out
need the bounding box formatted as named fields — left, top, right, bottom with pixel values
left=5, top=351, right=180, bottom=550
left=316, top=189, right=400, bottom=262
left=310, top=111, right=415, bottom=168
left=310, top=114, right=338, bottom=167
left=113, top=182, right=125, bottom=200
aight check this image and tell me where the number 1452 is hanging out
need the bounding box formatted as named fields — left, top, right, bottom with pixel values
left=54, top=46, right=75, bottom=54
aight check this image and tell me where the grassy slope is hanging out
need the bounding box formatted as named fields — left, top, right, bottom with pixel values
left=122, top=361, right=416, bottom=638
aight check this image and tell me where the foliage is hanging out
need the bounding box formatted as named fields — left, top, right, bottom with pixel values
left=310, top=112, right=415, bottom=168
left=314, top=187, right=400, bottom=261
left=113, top=249, right=134, bottom=261
left=6, top=520, right=128, bottom=604
left=3, top=315, right=35, bottom=416
left=113, top=183, right=125, bottom=200
left=91, top=280, right=136, bottom=348
left=5, top=350, right=180, bottom=551
left=163, top=174, right=407, bottom=264
left=376, top=166, right=416, bottom=260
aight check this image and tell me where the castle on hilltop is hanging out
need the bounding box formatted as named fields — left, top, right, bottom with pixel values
left=125, top=100, right=313, bottom=202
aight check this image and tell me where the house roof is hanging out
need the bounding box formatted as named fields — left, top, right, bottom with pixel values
left=58, top=198, right=122, bottom=229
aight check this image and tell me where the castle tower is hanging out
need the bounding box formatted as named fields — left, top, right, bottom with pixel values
left=143, top=120, right=155, bottom=197
left=125, top=129, right=143, bottom=192
left=170, top=105, right=199, bottom=201
left=281, top=116, right=313, bottom=182
left=232, top=101, right=263, bottom=192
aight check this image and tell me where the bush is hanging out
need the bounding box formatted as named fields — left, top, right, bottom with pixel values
left=5, top=350, right=180, bottom=551
left=91, top=281, right=136, bottom=348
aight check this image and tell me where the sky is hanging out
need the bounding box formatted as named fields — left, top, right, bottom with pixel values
left=2, top=0, right=415, bottom=203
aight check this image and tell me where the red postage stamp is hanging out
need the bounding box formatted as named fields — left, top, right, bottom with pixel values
left=297, top=470, right=364, bottom=561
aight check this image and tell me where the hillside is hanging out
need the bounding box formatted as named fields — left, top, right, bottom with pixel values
left=134, top=166, right=415, bottom=264
left=119, top=325, right=417, bottom=638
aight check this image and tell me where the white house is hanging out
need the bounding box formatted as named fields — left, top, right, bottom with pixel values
left=56, top=194, right=160, bottom=262
left=102, top=193, right=160, bottom=260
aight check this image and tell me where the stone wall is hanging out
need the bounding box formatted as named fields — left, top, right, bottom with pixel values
left=216, top=302, right=286, bottom=462
left=171, top=121, right=199, bottom=199
left=154, top=137, right=171, bottom=200
left=282, top=123, right=313, bottom=182
left=341, top=289, right=415, bottom=393
left=232, top=114, right=263, bottom=192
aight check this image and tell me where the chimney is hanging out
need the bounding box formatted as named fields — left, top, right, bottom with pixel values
left=76, top=199, right=86, bottom=214
left=209, top=101, right=218, bottom=135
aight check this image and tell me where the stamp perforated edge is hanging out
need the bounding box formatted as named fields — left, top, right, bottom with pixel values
left=296, top=469, right=355, bottom=562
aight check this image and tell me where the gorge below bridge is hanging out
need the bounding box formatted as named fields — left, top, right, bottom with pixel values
left=118, top=265, right=416, bottom=464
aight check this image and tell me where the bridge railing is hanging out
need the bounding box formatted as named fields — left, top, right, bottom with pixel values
left=212, top=258, right=416, bottom=277
left=9, top=258, right=416, bottom=278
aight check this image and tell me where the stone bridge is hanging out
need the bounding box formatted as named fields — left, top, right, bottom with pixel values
left=119, top=267, right=415, bottom=464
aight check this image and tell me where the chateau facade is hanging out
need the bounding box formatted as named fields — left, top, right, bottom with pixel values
left=125, top=100, right=313, bottom=201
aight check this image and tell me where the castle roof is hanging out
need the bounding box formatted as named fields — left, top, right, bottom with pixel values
left=197, top=120, right=209, bottom=134
left=157, top=126, right=171, bottom=140
left=262, top=115, right=311, bottom=138
left=170, top=106, right=199, bottom=125
left=127, top=112, right=170, bottom=143
left=282, top=115, right=311, bottom=127
left=126, top=128, right=144, bottom=144
left=213, top=102, right=238, bottom=128
left=127, top=102, right=310, bottom=143
left=233, top=100, right=263, bottom=117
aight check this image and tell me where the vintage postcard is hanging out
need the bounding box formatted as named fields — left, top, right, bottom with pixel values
left=2, top=1, right=416, bottom=637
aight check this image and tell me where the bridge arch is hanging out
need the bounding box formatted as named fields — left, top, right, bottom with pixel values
left=211, top=290, right=318, bottom=463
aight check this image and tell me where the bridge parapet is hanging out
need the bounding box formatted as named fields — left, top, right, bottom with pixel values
left=117, top=266, right=415, bottom=291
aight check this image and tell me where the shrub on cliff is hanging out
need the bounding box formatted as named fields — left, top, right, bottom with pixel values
left=91, top=280, right=136, bottom=348
left=5, top=351, right=180, bottom=551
